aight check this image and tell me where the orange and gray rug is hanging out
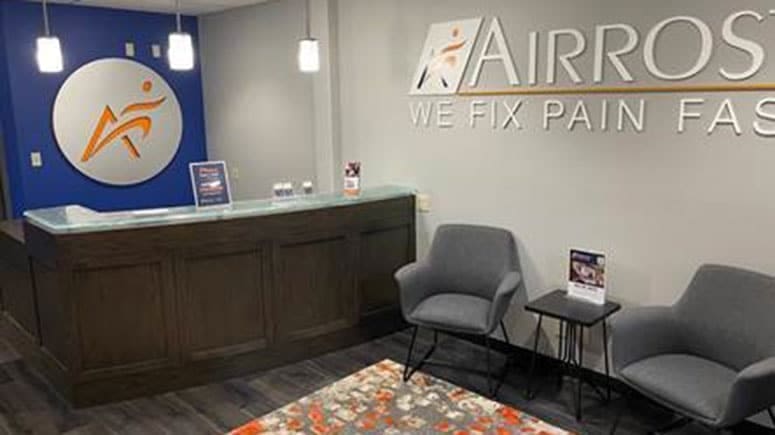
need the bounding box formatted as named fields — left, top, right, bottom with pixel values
left=229, top=359, right=572, bottom=434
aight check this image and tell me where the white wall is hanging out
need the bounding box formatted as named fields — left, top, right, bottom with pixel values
left=199, top=0, right=317, bottom=199
left=334, top=0, right=775, bottom=371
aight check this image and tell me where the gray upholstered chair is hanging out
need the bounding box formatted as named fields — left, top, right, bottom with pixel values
left=611, top=264, right=775, bottom=433
left=395, top=224, right=522, bottom=396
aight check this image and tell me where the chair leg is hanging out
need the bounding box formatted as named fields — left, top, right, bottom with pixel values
left=485, top=335, right=493, bottom=396
left=403, top=326, right=419, bottom=381
left=649, top=417, right=691, bottom=434
left=610, top=390, right=691, bottom=435
left=500, top=321, right=511, bottom=345
left=491, top=321, right=513, bottom=397
left=403, top=326, right=437, bottom=382
left=611, top=388, right=693, bottom=435
left=609, top=388, right=633, bottom=435
left=526, top=314, right=543, bottom=399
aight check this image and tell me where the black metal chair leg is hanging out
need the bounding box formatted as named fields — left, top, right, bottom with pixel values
left=500, top=320, right=511, bottom=345
left=490, top=321, right=513, bottom=397
left=609, top=388, right=632, bottom=435
left=649, top=416, right=691, bottom=434
left=403, top=326, right=437, bottom=382
left=485, top=335, right=493, bottom=396
left=611, top=393, right=698, bottom=435
left=403, top=326, right=419, bottom=381
left=498, top=321, right=513, bottom=371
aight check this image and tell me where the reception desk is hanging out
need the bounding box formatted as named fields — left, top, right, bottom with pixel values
left=1, top=186, right=415, bottom=406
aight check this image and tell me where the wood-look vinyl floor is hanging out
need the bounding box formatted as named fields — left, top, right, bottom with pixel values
left=0, top=329, right=769, bottom=435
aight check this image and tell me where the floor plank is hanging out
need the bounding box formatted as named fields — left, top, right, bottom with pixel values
left=0, top=329, right=770, bottom=435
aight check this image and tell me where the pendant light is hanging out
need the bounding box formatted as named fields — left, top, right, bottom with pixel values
left=298, top=0, right=319, bottom=73
left=36, top=0, right=63, bottom=73
left=168, top=0, right=195, bottom=71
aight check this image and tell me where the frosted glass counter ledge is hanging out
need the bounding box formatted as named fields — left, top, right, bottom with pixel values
left=24, top=185, right=415, bottom=235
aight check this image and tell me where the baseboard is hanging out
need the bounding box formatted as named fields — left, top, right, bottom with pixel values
left=454, top=333, right=773, bottom=432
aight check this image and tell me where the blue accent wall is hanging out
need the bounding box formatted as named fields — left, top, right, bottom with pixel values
left=0, top=1, right=207, bottom=217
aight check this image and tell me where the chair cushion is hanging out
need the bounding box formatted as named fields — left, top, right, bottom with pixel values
left=407, top=293, right=491, bottom=335
left=621, top=354, right=736, bottom=422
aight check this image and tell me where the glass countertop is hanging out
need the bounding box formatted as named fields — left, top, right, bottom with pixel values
left=24, top=185, right=415, bottom=235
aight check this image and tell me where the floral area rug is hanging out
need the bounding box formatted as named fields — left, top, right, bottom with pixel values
left=229, top=359, right=572, bottom=434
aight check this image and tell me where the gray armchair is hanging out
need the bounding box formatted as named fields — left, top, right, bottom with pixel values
left=611, top=264, right=775, bottom=432
left=395, top=224, right=522, bottom=396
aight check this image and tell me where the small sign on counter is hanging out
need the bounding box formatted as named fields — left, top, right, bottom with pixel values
left=190, top=161, right=232, bottom=208
left=344, top=161, right=361, bottom=197
left=567, top=248, right=607, bottom=305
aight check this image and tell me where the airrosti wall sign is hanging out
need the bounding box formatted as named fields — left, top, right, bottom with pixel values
left=409, top=10, right=775, bottom=137
left=53, top=58, right=183, bottom=186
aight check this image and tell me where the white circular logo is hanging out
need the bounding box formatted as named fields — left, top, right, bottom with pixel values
left=53, top=58, right=183, bottom=186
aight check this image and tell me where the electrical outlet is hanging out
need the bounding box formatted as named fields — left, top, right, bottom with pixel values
left=232, top=167, right=240, bottom=180
left=30, top=152, right=43, bottom=168
left=417, top=194, right=431, bottom=213
left=125, top=42, right=136, bottom=57
left=151, top=44, right=162, bottom=58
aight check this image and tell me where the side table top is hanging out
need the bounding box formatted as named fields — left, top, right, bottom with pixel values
left=526, top=289, right=621, bottom=326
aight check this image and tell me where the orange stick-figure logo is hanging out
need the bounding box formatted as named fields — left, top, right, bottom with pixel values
left=81, top=80, right=167, bottom=162
left=415, top=27, right=468, bottom=90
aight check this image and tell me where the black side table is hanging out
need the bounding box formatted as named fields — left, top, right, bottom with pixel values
left=525, top=289, right=621, bottom=421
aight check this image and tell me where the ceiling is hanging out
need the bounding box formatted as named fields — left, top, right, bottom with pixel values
left=36, top=0, right=272, bottom=16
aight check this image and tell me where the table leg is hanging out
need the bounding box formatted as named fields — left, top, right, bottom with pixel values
left=557, top=320, right=565, bottom=388
left=558, top=320, right=565, bottom=360
left=603, top=320, right=611, bottom=402
left=564, top=322, right=574, bottom=381
left=576, top=325, right=584, bottom=421
left=526, top=314, right=543, bottom=399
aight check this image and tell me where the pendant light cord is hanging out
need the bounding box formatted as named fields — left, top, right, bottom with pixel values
left=42, top=0, right=51, bottom=36
left=304, top=0, right=311, bottom=39
left=175, top=0, right=182, bottom=33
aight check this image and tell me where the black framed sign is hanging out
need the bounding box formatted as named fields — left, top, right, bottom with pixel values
left=189, top=161, right=232, bottom=208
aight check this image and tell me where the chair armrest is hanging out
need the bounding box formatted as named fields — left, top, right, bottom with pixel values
left=611, top=306, right=684, bottom=373
left=394, top=261, right=434, bottom=319
left=718, top=357, right=775, bottom=426
left=486, top=271, right=522, bottom=334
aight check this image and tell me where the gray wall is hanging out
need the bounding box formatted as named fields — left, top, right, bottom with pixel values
left=199, top=0, right=317, bottom=200
left=335, top=0, right=775, bottom=368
